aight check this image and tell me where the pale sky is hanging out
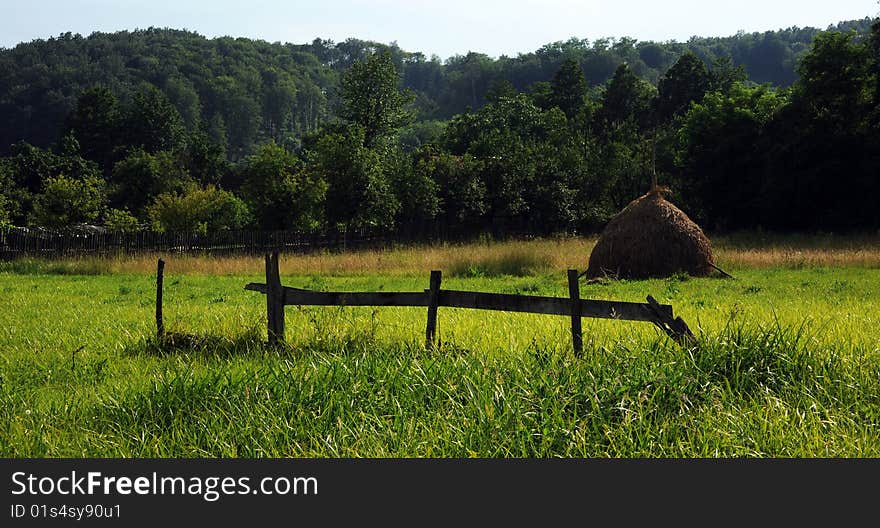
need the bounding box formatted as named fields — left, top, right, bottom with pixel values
left=2, top=0, right=878, bottom=59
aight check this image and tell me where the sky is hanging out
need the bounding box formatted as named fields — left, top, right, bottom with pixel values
left=2, top=0, right=878, bottom=59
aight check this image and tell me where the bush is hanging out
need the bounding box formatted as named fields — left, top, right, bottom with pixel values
left=147, top=185, right=251, bottom=233
left=30, top=174, right=106, bottom=228
left=104, top=208, right=140, bottom=233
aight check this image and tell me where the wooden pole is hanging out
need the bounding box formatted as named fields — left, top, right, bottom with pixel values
left=425, top=270, right=442, bottom=349
left=567, top=269, right=583, bottom=356
left=156, top=258, right=165, bottom=339
left=266, top=252, right=285, bottom=346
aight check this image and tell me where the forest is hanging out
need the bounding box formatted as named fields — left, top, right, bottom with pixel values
left=0, top=17, right=878, bottom=236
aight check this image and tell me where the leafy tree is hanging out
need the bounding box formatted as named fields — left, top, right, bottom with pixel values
left=182, top=131, right=230, bottom=187
left=796, top=31, right=873, bottom=127
left=1, top=142, right=103, bottom=224
left=656, top=52, right=711, bottom=121
left=261, top=68, right=298, bottom=143
left=528, top=81, right=554, bottom=111
left=758, top=30, right=878, bottom=230
left=595, top=63, right=657, bottom=137
left=339, top=51, right=415, bottom=147
left=30, top=173, right=106, bottom=228
left=307, top=125, right=397, bottom=228
left=64, top=86, right=122, bottom=173
left=708, top=56, right=748, bottom=94
left=110, top=150, right=192, bottom=216
left=485, top=79, right=517, bottom=103
left=385, top=146, right=439, bottom=232
left=397, top=120, right=446, bottom=152
left=0, top=162, right=15, bottom=228
left=240, top=142, right=326, bottom=230
left=675, top=82, right=786, bottom=228
left=414, top=147, right=485, bottom=232
left=123, top=84, right=187, bottom=154
left=550, top=59, right=588, bottom=119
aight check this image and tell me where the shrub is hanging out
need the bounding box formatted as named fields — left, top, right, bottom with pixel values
left=104, top=208, right=140, bottom=233
left=30, top=174, right=106, bottom=228
left=147, top=185, right=251, bottom=233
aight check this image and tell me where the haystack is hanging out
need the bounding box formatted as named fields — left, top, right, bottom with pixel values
left=586, top=188, right=714, bottom=279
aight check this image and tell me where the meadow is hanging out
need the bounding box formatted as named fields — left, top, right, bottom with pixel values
left=1, top=235, right=879, bottom=457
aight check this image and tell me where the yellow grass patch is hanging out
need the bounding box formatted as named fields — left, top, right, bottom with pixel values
left=7, top=233, right=880, bottom=275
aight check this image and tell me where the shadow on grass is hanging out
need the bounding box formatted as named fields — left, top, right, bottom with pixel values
left=126, top=326, right=269, bottom=359
left=447, top=249, right=552, bottom=278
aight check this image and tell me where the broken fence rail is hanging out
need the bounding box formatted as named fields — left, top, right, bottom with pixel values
left=245, top=252, right=696, bottom=352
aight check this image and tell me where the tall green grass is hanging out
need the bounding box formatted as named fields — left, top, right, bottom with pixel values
left=2, top=321, right=877, bottom=457
left=1, top=264, right=878, bottom=456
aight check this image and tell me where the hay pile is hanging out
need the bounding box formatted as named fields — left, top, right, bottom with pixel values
left=586, top=189, right=714, bottom=279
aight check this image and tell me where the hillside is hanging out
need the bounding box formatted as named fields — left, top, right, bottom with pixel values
left=0, top=18, right=874, bottom=158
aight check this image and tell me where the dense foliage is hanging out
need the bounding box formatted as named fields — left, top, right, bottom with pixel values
left=1, top=18, right=878, bottom=234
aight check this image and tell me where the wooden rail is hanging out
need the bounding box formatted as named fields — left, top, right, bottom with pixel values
left=245, top=252, right=696, bottom=351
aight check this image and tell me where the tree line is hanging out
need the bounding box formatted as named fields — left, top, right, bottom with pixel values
left=1, top=19, right=878, bottom=235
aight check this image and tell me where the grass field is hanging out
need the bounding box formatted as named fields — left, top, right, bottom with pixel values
left=2, top=235, right=879, bottom=456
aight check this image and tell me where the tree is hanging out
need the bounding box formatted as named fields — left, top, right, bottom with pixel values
left=110, top=150, right=192, bottom=216
left=339, top=51, right=415, bottom=148
left=796, top=31, right=873, bottom=128
left=550, top=59, right=588, bottom=120
left=708, top=56, right=748, bottom=94
left=64, top=86, right=122, bottom=173
left=675, top=82, right=786, bottom=228
left=240, top=142, right=326, bottom=230
left=0, top=161, right=15, bottom=228
left=656, top=52, right=711, bottom=122
left=386, top=146, right=439, bottom=232
left=485, top=79, right=517, bottom=103
left=182, top=131, right=229, bottom=187
left=595, top=63, right=657, bottom=137
left=261, top=68, right=298, bottom=143
left=414, top=147, right=485, bottom=233
left=123, top=84, right=187, bottom=154
left=307, top=125, right=397, bottom=228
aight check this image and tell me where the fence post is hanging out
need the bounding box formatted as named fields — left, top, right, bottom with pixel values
left=156, top=258, right=165, bottom=339
left=567, top=269, right=583, bottom=356
left=425, top=270, right=442, bottom=349
left=266, top=251, right=285, bottom=346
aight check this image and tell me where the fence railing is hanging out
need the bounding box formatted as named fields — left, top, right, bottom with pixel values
left=241, top=252, right=696, bottom=353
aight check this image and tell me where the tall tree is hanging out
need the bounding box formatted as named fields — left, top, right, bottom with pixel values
left=656, top=52, right=711, bottom=122
left=240, top=142, right=326, bottom=230
left=550, top=59, right=588, bottom=120
left=123, top=84, right=187, bottom=154
left=339, top=51, right=415, bottom=148
left=595, top=63, right=656, bottom=137
left=307, top=125, right=398, bottom=229
left=64, top=86, right=122, bottom=173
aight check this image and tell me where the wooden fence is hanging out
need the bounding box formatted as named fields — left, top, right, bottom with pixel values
left=244, top=252, right=695, bottom=353
left=0, top=227, right=391, bottom=259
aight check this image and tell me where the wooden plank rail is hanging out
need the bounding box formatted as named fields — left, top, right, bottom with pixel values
left=245, top=252, right=694, bottom=352
left=243, top=282, right=670, bottom=322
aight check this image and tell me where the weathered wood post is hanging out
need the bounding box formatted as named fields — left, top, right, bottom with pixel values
left=265, top=251, right=285, bottom=346
left=567, top=269, right=583, bottom=356
left=425, top=270, right=442, bottom=349
left=156, top=258, right=165, bottom=339
left=646, top=295, right=695, bottom=347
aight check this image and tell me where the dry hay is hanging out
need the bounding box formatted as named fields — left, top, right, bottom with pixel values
left=586, top=189, right=715, bottom=279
